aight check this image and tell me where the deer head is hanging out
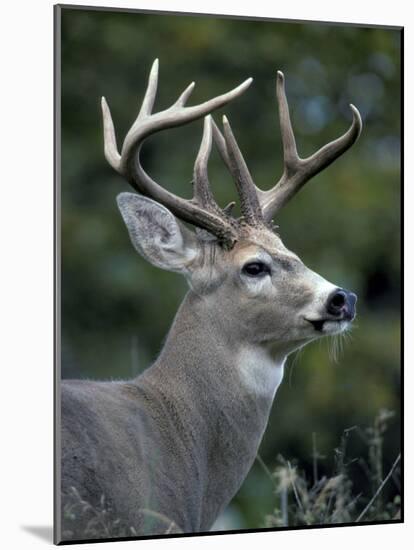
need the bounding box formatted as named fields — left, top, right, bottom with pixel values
left=102, top=59, right=361, bottom=357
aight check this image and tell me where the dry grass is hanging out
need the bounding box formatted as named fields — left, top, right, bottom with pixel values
left=261, top=409, right=401, bottom=528
left=62, top=487, right=182, bottom=540
left=62, top=487, right=138, bottom=540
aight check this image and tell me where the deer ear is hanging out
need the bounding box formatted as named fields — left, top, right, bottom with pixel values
left=117, top=193, right=200, bottom=273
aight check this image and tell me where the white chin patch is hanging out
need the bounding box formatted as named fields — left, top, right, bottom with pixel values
left=322, top=320, right=350, bottom=335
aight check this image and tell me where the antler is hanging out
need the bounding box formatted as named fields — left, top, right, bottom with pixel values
left=101, top=59, right=253, bottom=248
left=210, top=117, right=264, bottom=228
left=259, top=71, right=362, bottom=221
left=211, top=71, right=362, bottom=224
left=103, top=61, right=362, bottom=246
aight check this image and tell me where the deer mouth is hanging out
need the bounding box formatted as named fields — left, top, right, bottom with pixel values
left=307, top=319, right=326, bottom=332
left=306, top=318, right=351, bottom=333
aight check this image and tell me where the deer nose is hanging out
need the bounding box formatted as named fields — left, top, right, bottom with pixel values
left=327, top=289, right=357, bottom=320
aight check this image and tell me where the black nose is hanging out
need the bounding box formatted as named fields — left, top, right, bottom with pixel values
left=327, top=288, right=357, bottom=320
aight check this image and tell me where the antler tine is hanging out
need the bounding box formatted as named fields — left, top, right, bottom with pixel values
left=212, top=119, right=264, bottom=224
left=102, top=59, right=253, bottom=247
left=138, top=57, right=159, bottom=118
left=211, top=117, right=232, bottom=172
left=275, top=71, right=299, bottom=174
left=259, top=71, right=362, bottom=222
left=209, top=115, right=264, bottom=226
left=175, top=81, right=196, bottom=107
left=193, top=115, right=222, bottom=213
left=102, top=96, right=121, bottom=172
left=221, top=116, right=264, bottom=225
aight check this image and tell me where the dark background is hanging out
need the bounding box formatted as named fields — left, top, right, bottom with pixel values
left=60, top=7, right=401, bottom=530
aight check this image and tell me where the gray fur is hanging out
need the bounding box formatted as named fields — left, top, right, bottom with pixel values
left=61, top=194, right=351, bottom=539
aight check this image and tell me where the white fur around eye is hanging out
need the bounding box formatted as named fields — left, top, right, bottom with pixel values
left=242, top=273, right=273, bottom=296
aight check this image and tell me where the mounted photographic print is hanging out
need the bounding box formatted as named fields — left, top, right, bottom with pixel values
left=54, top=4, right=403, bottom=544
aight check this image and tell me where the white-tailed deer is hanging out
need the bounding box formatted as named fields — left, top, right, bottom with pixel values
left=60, top=59, right=361, bottom=541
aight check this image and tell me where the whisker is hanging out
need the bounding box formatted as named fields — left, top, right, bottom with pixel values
left=288, top=348, right=304, bottom=388
left=328, top=335, right=337, bottom=363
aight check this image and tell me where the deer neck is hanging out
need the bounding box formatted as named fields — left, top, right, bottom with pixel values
left=152, top=290, right=285, bottom=412
left=139, top=290, right=285, bottom=529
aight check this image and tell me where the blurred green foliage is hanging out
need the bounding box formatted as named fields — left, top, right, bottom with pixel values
left=59, top=7, right=401, bottom=531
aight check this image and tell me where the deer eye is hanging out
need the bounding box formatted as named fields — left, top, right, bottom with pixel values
left=242, top=261, right=271, bottom=277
